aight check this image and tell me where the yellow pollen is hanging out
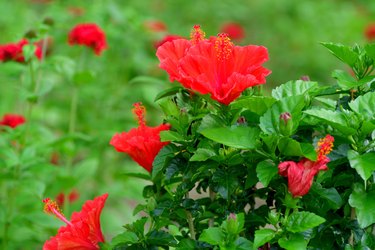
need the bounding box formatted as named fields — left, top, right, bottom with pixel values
left=316, top=135, right=334, bottom=160
left=190, top=25, right=205, bottom=44
left=214, top=33, right=233, bottom=60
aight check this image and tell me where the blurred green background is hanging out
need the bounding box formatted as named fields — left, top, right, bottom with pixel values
left=0, top=0, right=374, bottom=248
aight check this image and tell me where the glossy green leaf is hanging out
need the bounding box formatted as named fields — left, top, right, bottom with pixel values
left=199, top=227, right=223, bottom=245
left=256, top=160, right=278, bottom=187
left=331, top=70, right=359, bottom=90
left=160, top=130, right=184, bottom=142
left=348, top=184, right=375, bottom=228
left=234, top=237, right=253, bottom=250
left=278, top=233, right=307, bottom=250
left=285, top=211, right=326, bottom=233
left=310, top=183, right=343, bottom=210
left=190, top=148, right=217, bottom=161
left=365, top=43, right=375, bottom=62
left=230, top=96, right=276, bottom=115
left=304, top=109, right=357, bottom=135
left=200, top=126, right=260, bottom=149
left=253, top=229, right=276, bottom=249
left=152, top=144, right=176, bottom=179
left=260, top=95, right=305, bottom=135
left=349, top=91, right=375, bottom=121
left=155, top=86, right=184, bottom=101
left=272, top=80, right=318, bottom=100
left=278, top=138, right=317, bottom=160
left=321, top=42, right=358, bottom=66
left=348, top=150, right=375, bottom=182
left=111, top=231, right=139, bottom=246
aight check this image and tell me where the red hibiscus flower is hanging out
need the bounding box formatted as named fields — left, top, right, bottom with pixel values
left=0, top=39, right=42, bottom=63
left=365, top=23, right=375, bottom=42
left=110, top=103, right=170, bottom=173
left=0, top=114, right=26, bottom=128
left=220, top=22, right=245, bottom=42
left=68, top=23, right=108, bottom=55
left=43, top=193, right=108, bottom=250
left=156, top=25, right=271, bottom=105
left=278, top=135, right=334, bottom=197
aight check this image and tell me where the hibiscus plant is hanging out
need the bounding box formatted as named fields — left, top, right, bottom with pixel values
left=96, top=26, right=375, bottom=249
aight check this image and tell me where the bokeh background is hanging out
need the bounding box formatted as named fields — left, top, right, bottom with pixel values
left=0, top=0, right=375, bottom=248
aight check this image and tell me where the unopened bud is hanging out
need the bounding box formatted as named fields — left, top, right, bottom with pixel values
left=279, top=112, right=293, bottom=136
left=226, top=213, right=238, bottom=234
left=236, top=116, right=247, bottom=126
left=300, top=75, right=310, bottom=81
left=24, top=30, right=37, bottom=39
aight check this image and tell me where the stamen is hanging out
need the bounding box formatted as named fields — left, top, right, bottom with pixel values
left=214, top=33, right=233, bottom=60
left=43, top=198, right=72, bottom=226
left=132, top=102, right=146, bottom=126
left=190, top=25, right=205, bottom=44
left=316, top=135, right=334, bottom=160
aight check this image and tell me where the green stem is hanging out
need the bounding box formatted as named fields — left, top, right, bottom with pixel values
left=185, top=193, right=196, bottom=240
left=208, top=187, right=215, bottom=227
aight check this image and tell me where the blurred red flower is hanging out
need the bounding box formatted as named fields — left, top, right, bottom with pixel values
left=220, top=22, right=245, bottom=42
left=0, top=39, right=42, bottom=63
left=56, top=190, right=80, bottom=207
left=0, top=114, right=26, bottom=128
left=110, top=103, right=170, bottom=173
left=278, top=135, right=334, bottom=197
left=68, top=23, right=108, bottom=55
left=154, top=34, right=183, bottom=49
left=43, top=193, right=108, bottom=250
left=156, top=25, right=271, bottom=105
left=144, top=20, right=167, bottom=33
left=365, top=23, right=375, bottom=41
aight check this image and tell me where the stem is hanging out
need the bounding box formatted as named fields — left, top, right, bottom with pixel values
left=208, top=187, right=215, bottom=227
left=185, top=193, right=196, bottom=240
left=349, top=208, right=356, bottom=245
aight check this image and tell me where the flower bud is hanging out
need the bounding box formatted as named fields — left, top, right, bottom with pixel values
left=268, top=211, right=280, bottom=226
left=279, top=112, right=293, bottom=136
left=300, top=75, right=310, bottom=81
left=226, top=213, right=238, bottom=234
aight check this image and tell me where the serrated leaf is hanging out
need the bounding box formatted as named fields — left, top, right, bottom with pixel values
left=349, top=91, right=375, bottom=121
left=272, top=80, right=318, bottom=100
left=200, top=126, right=260, bottom=149
left=348, top=184, right=375, bottom=228
left=304, top=109, right=357, bottom=135
left=111, top=231, right=139, bottom=246
left=253, top=229, right=276, bottom=249
left=278, top=233, right=307, bottom=250
left=199, top=227, right=223, bottom=245
left=190, top=148, right=217, bottom=161
left=259, top=95, right=305, bottom=135
left=331, top=70, right=360, bottom=90
left=152, top=144, right=176, bottom=179
left=321, top=42, right=358, bottom=66
left=348, top=150, right=375, bottom=182
left=256, top=160, right=278, bottom=187
left=160, top=130, right=184, bottom=142
left=310, top=183, right=343, bottom=210
left=285, top=211, right=326, bottom=233
left=230, top=96, right=276, bottom=115
left=278, top=138, right=317, bottom=160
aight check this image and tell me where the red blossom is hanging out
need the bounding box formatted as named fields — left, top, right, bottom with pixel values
left=110, top=103, right=170, bottom=173
left=0, top=114, right=26, bottom=128
left=43, top=193, right=108, bottom=250
left=364, top=23, right=375, bottom=42
left=68, top=23, right=108, bottom=55
left=220, top=22, right=245, bottom=42
left=0, top=39, right=42, bottom=63
left=156, top=25, right=271, bottom=105
left=278, top=135, right=334, bottom=197
left=56, top=190, right=80, bottom=207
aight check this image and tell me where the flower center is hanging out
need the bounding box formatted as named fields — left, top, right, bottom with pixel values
left=190, top=25, right=205, bottom=45
left=214, top=33, right=233, bottom=60
left=43, top=198, right=72, bottom=226
left=316, top=135, right=334, bottom=160
left=132, top=102, right=146, bottom=127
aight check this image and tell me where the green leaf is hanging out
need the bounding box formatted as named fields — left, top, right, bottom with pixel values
left=111, top=231, right=139, bottom=246
left=230, top=96, right=276, bottom=116
left=272, top=80, right=319, bottom=100
left=155, top=86, right=184, bottom=101
left=73, top=70, right=95, bottom=85
left=256, top=160, right=278, bottom=187
left=235, top=237, right=253, bottom=250
left=212, top=169, right=238, bottom=199
left=147, top=230, right=177, bottom=246
left=190, top=148, right=217, bottom=162
left=159, top=130, right=184, bottom=142
left=200, top=126, right=260, bottom=149
left=321, top=42, right=358, bottom=66
left=152, top=144, right=176, bottom=179
left=253, top=229, right=276, bottom=249
left=22, top=44, right=37, bottom=62
left=278, top=233, right=307, bottom=250
left=348, top=150, right=375, bottom=182
left=199, top=227, right=223, bottom=246
left=365, top=43, right=375, bottom=62
left=331, top=70, right=360, bottom=90
left=198, top=114, right=226, bottom=132
left=285, top=211, right=326, bottom=233
left=349, top=91, right=375, bottom=121
left=304, top=109, right=357, bottom=135
left=310, top=183, right=343, bottom=210
left=120, top=172, right=151, bottom=181
left=278, top=138, right=317, bottom=160
left=348, top=184, right=375, bottom=228
left=259, top=95, right=305, bottom=135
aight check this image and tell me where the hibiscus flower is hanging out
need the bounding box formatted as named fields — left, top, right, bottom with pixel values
left=68, top=23, right=108, bottom=55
